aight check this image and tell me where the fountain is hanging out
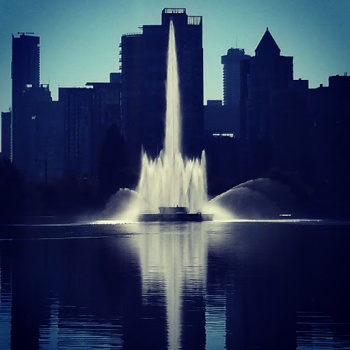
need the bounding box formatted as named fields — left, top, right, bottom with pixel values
left=103, top=21, right=305, bottom=223
left=137, top=20, right=212, bottom=222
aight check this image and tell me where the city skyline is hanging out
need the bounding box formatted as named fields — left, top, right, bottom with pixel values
left=1, top=2, right=349, bottom=219
left=1, top=0, right=349, bottom=117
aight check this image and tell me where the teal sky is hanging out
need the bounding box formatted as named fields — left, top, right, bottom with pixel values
left=0, top=0, right=349, bottom=114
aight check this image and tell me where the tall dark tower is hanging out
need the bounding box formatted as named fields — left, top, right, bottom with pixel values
left=11, top=33, right=40, bottom=167
left=246, top=28, right=293, bottom=141
left=221, top=48, right=250, bottom=138
left=240, top=28, right=296, bottom=177
left=120, top=8, right=203, bottom=168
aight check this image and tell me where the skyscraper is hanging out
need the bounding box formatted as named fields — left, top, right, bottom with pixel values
left=11, top=33, right=40, bottom=168
left=221, top=48, right=250, bottom=138
left=120, top=8, right=203, bottom=167
left=59, top=87, right=93, bottom=178
left=245, top=28, right=293, bottom=141
left=12, top=33, right=40, bottom=99
left=59, top=74, right=122, bottom=181
left=20, top=85, right=57, bottom=182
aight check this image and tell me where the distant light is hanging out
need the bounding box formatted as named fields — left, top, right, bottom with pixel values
left=212, top=133, right=234, bottom=138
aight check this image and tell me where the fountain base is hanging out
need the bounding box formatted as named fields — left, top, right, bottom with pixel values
left=138, top=207, right=213, bottom=222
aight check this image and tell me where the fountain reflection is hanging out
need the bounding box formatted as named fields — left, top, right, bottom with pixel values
left=131, top=223, right=208, bottom=350
left=1, top=222, right=350, bottom=348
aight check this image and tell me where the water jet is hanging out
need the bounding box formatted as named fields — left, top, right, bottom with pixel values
left=136, top=20, right=212, bottom=222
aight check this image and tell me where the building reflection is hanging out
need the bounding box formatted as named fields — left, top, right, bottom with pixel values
left=0, top=228, right=135, bottom=350
left=210, top=225, right=297, bottom=349
left=0, top=223, right=299, bottom=350
left=1, top=222, right=350, bottom=349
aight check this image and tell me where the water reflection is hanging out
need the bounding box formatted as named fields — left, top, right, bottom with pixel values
left=297, top=311, right=350, bottom=349
left=0, top=227, right=133, bottom=350
left=0, top=253, right=12, bottom=349
left=1, top=221, right=350, bottom=349
left=130, top=223, right=208, bottom=350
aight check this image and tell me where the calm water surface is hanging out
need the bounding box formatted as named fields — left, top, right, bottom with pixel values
left=0, top=220, right=350, bottom=349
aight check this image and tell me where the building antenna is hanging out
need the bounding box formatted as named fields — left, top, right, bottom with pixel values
left=235, top=36, right=238, bottom=48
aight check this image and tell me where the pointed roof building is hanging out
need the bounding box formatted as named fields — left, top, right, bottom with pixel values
left=255, top=28, right=280, bottom=57
left=243, top=28, right=294, bottom=142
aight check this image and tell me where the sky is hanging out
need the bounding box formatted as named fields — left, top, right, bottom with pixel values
left=0, top=0, right=350, bottom=115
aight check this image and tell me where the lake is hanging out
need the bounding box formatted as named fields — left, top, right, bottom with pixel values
left=0, top=219, right=350, bottom=349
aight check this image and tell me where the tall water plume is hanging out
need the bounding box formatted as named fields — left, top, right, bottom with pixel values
left=137, top=20, right=208, bottom=214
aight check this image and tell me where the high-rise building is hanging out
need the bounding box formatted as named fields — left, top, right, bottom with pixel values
left=239, top=29, right=305, bottom=178
left=221, top=48, right=250, bottom=138
left=12, top=33, right=40, bottom=99
left=11, top=33, right=40, bottom=167
left=120, top=8, right=203, bottom=167
left=35, top=100, right=64, bottom=183
left=59, top=74, right=122, bottom=181
left=11, top=33, right=65, bottom=183
left=245, top=28, right=293, bottom=141
left=20, top=85, right=60, bottom=183
left=59, top=87, right=93, bottom=178
left=86, top=73, right=122, bottom=180
left=204, top=100, right=225, bottom=135
left=307, top=75, right=350, bottom=216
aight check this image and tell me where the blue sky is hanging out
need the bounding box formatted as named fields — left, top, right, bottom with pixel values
left=0, top=0, right=349, bottom=115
